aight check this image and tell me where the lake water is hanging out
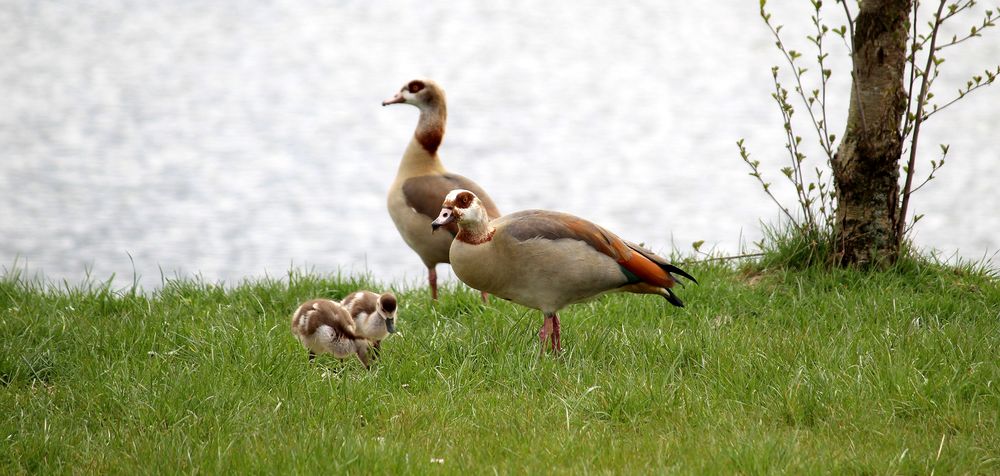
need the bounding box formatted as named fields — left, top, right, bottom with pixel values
left=2, top=1, right=998, bottom=289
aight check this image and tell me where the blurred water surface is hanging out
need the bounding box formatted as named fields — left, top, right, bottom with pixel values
left=2, top=1, right=997, bottom=288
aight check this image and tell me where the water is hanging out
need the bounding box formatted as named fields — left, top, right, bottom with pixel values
left=2, top=1, right=997, bottom=288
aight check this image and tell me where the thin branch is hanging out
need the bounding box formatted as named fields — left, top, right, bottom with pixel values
left=902, top=2, right=977, bottom=62
left=940, top=0, right=977, bottom=22
left=908, top=146, right=948, bottom=196
left=815, top=7, right=833, bottom=160
left=908, top=175, right=938, bottom=195
left=901, top=0, right=921, bottom=141
left=838, top=0, right=868, bottom=132
left=937, top=31, right=983, bottom=49
left=815, top=10, right=834, bottom=228
left=680, top=252, right=766, bottom=265
left=761, top=8, right=834, bottom=157
left=922, top=71, right=1000, bottom=120
left=737, top=139, right=798, bottom=226
left=897, top=0, right=948, bottom=244
left=772, top=80, right=817, bottom=229
left=935, top=2, right=997, bottom=51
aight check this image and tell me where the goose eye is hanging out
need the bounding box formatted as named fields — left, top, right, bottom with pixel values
left=407, top=81, right=425, bottom=94
left=455, top=191, right=474, bottom=209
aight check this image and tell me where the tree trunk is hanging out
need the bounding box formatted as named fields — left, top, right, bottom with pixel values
left=832, top=0, right=911, bottom=266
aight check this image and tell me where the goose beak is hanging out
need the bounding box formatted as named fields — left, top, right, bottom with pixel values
left=431, top=208, right=455, bottom=231
left=382, top=92, right=405, bottom=106
left=385, top=318, right=397, bottom=334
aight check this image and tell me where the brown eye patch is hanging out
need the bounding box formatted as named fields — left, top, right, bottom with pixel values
left=454, top=191, right=475, bottom=209
left=407, top=80, right=425, bottom=94
left=380, top=293, right=397, bottom=313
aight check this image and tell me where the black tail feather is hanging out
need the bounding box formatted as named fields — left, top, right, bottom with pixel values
left=624, top=240, right=698, bottom=285
left=664, top=263, right=698, bottom=285
left=664, top=288, right=684, bottom=307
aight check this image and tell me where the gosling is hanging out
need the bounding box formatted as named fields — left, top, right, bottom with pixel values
left=290, top=299, right=372, bottom=368
left=340, top=291, right=398, bottom=355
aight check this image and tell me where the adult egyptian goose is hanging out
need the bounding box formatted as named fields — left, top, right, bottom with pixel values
left=290, top=299, right=372, bottom=368
left=340, top=290, right=398, bottom=354
left=382, top=79, right=501, bottom=300
left=430, top=190, right=697, bottom=354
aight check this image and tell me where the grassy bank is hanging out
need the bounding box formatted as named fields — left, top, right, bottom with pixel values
left=1, top=261, right=998, bottom=474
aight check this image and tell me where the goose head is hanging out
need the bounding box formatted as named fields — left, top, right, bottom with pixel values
left=377, top=292, right=398, bottom=334
left=431, top=189, right=489, bottom=232
left=382, top=79, right=445, bottom=109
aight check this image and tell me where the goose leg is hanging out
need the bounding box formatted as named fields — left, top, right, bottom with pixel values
left=551, top=313, right=562, bottom=353
left=538, top=314, right=555, bottom=356
left=428, top=266, right=438, bottom=300
left=480, top=291, right=489, bottom=303
left=356, top=344, right=371, bottom=370
left=308, top=350, right=316, bottom=362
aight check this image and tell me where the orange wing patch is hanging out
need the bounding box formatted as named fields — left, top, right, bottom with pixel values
left=504, top=210, right=681, bottom=290
left=618, top=252, right=675, bottom=289
left=562, top=217, right=675, bottom=289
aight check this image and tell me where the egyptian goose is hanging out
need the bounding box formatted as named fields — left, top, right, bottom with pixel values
left=382, top=79, right=501, bottom=300
left=430, top=189, right=697, bottom=354
left=290, top=299, right=372, bottom=368
left=340, top=290, right=398, bottom=354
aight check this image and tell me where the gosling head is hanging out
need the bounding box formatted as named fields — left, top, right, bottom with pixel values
left=377, top=292, right=398, bottom=334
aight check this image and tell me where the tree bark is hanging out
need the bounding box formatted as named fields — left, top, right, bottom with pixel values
left=833, top=0, right=911, bottom=266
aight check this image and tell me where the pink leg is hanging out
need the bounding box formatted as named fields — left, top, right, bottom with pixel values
left=538, top=314, right=554, bottom=356
left=428, top=266, right=438, bottom=301
left=551, top=313, right=562, bottom=353
left=480, top=291, right=489, bottom=303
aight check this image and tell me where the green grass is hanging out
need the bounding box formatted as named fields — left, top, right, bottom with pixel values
left=1, top=261, right=998, bottom=474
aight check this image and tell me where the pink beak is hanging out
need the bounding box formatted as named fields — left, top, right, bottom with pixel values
left=431, top=208, right=456, bottom=231
left=382, top=92, right=405, bottom=106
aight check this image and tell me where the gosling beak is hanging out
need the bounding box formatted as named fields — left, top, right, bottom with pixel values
left=385, top=318, right=397, bottom=334
left=431, top=207, right=455, bottom=232
left=382, top=92, right=405, bottom=106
